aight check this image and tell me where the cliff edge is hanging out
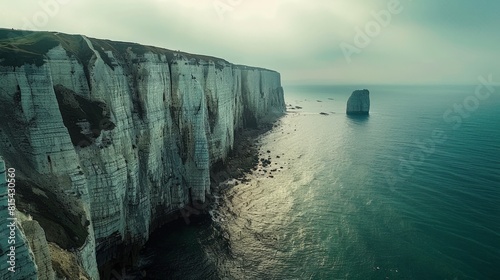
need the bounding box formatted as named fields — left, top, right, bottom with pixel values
left=0, top=28, right=285, bottom=279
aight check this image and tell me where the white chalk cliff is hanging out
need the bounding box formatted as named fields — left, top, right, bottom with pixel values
left=0, top=29, right=285, bottom=279
left=346, top=89, right=370, bottom=115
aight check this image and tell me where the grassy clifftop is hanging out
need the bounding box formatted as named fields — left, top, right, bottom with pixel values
left=0, top=29, right=92, bottom=67
left=0, top=28, right=276, bottom=72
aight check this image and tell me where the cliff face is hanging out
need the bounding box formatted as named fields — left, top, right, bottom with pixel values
left=0, top=158, right=40, bottom=280
left=0, top=29, right=285, bottom=279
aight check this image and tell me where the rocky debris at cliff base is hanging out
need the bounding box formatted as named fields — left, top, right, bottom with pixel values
left=209, top=121, right=276, bottom=193
left=286, top=104, right=303, bottom=110
left=346, top=89, right=370, bottom=115
left=209, top=119, right=289, bottom=196
left=49, top=243, right=90, bottom=279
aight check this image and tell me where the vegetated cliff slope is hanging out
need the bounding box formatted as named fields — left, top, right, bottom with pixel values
left=0, top=28, right=285, bottom=279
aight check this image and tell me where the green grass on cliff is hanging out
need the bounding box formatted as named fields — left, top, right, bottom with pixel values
left=0, top=28, right=276, bottom=72
left=0, top=29, right=60, bottom=66
left=0, top=29, right=97, bottom=85
left=87, top=37, right=232, bottom=70
left=0, top=28, right=231, bottom=70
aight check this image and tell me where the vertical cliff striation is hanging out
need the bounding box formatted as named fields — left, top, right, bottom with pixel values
left=0, top=158, right=39, bottom=279
left=0, top=29, right=285, bottom=279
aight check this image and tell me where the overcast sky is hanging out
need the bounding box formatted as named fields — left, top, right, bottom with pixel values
left=1, top=0, right=499, bottom=85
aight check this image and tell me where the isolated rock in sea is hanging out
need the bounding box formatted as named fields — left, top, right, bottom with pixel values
left=0, top=28, right=285, bottom=279
left=346, top=89, right=370, bottom=115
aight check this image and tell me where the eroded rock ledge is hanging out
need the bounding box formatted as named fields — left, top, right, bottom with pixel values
left=0, top=28, right=285, bottom=279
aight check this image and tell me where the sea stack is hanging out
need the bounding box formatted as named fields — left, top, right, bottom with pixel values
left=346, top=89, right=370, bottom=115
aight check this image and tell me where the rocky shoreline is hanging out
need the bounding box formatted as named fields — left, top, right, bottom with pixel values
left=0, top=29, right=286, bottom=279
left=105, top=118, right=283, bottom=278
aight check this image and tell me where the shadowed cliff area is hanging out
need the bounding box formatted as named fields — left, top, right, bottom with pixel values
left=0, top=28, right=285, bottom=279
left=53, top=84, right=115, bottom=147
left=15, top=178, right=89, bottom=249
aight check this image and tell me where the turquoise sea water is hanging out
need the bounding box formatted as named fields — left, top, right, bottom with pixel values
left=141, top=85, right=500, bottom=280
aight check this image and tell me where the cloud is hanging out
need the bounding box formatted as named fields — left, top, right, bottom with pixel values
left=1, top=0, right=499, bottom=84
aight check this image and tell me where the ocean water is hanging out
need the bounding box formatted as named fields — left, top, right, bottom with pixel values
left=140, top=85, right=500, bottom=280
